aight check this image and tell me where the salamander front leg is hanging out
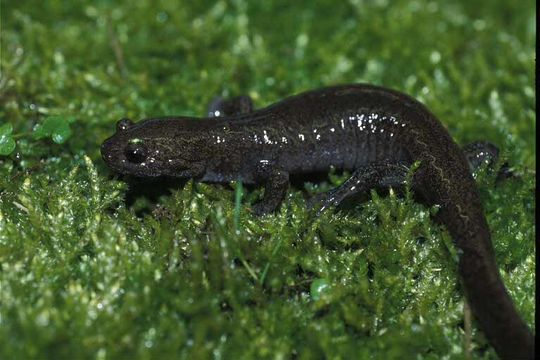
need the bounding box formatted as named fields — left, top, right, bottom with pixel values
left=207, top=95, right=254, bottom=117
left=252, top=169, right=290, bottom=216
left=312, top=164, right=409, bottom=215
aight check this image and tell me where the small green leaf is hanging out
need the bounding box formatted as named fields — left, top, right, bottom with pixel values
left=0, top=123, right=16, bottom=155
left=51, top=126, right=73, bottom=144
left=32, top=116, right=75, bottom=144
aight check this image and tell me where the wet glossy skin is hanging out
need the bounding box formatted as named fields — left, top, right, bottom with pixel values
left=101, top=84, right=533, bottom=359
left=103, top=87, right=411, bottom=181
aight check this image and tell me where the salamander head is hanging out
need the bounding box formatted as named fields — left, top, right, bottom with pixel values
left=101, top=118, right=209, bottom=178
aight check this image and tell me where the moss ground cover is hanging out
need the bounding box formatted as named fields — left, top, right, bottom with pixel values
left=0, top=0, right=535, bottom=358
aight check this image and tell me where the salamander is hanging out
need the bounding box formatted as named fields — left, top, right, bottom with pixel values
left=101, top=84, right=534, bottom=359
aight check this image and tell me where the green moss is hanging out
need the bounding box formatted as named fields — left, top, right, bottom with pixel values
left=0, top=0, right=535, bottom=359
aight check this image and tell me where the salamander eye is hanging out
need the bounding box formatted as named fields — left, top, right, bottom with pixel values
left=116, top=118, right=133, bottom=132
left=125, top=141, right=148, bottom=163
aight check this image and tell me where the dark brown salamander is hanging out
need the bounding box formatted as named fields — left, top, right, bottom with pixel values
left=101, top=84, right=534, bottom=359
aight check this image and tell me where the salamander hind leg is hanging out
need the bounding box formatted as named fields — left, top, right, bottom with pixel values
left=252, top=169, right=290, bottom=216
left=312, top=164, right=409, bottom=215
left=462, top=141, right=499, bottom=173
left=462, top=141, right=514, bottom=180
left=207, top=95, right=254, bottom=117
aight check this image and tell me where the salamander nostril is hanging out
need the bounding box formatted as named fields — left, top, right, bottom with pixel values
left=100, top=139, right=114, bottom=161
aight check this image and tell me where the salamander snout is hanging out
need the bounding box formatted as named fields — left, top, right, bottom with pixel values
left=100, top=135, right=157, bottom=176
left=101, top=117, right=149, bottom=171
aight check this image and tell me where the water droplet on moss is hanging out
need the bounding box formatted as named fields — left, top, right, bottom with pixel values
left=310, top=278, right=330, bottom=300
